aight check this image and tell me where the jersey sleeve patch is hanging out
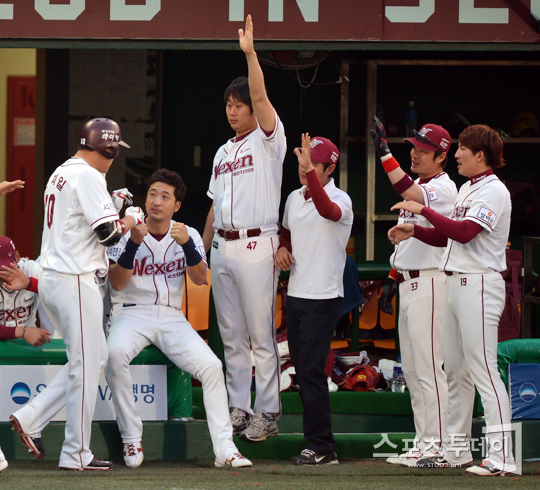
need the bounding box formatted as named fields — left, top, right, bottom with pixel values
left=476, top=207, right=496, bottom=227
left=421, top=184, right=439, bottom=203
left=102, top=202, right=117, bottom=213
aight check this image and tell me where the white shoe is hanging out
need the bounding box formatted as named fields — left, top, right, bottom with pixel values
left=215, top=452, right=253, bottom=468
left=123, top=442, right=144, bottom=468
left=466, top=459, right=516, bottom=476
left=386, top=450, right=421, bottom=465
left=0, top=448, right=8, bottom=472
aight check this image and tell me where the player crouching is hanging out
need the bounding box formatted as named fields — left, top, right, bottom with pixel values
left=105, top=169, right=251, bottom=469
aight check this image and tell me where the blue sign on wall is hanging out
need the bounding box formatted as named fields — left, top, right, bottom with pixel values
left=509, top=364, right=540, bottom=420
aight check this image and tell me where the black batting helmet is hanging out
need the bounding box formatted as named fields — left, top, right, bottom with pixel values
left=79, top=118, right=130, bottom=159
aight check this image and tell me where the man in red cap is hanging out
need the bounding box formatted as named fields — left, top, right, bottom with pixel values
left=371, top=117, right=457, bottom=466
left=275, top=134, right=353, bottom=465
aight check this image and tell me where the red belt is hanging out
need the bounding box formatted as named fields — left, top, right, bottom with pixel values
left=445, top=271, right=464, bottom=276
left=217, top=228, right=261, bottom=241
left=396, top=270, right=420, bottom=283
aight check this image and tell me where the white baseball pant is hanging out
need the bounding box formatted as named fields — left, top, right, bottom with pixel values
left=398, top=270, right=448, bottom=453
left=441, top=271, right=515, bottom=471
left=210, top=234, right=281, bottom=416
left=105, top=304, right=238, bottom=464
left=39, top=270, right=108, bottom=469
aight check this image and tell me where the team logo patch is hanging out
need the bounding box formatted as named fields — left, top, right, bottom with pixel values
left=423, top=185, right=438, bottom=202
left=477, top=207, right=496, bottom=227
left=212, top=240, right=218, bottom=250
left=102, top=202, right=116, bottom=212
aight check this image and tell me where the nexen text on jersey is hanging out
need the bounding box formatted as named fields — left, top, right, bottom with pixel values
left=133, top=257, right=185, bottom=277
left=214, top=155, right=253, bottom=178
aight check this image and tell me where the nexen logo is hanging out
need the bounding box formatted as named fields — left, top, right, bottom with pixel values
left=133, top=257, right=185, bottom=277
left=215, top=155, right=253, bottom=178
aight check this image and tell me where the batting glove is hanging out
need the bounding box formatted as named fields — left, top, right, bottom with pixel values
left=370, top=116, right=392, bottom=159
left=125, top=206, right=145, bottom=226
left=111, top=188, right=133, bottom=212
left=378, top=277, right=398, bottom=315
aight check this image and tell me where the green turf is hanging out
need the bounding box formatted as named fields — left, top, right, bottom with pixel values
left=1, top=460, right=540, bottom=490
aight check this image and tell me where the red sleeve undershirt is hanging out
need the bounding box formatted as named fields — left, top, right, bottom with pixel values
left=28, top=277, right=39, bottom=294
left=279, top=227, right=292, bottom=253
left=0, top=324, right=17, bottom=340
left=413, top=207, right=484, bottom=246
left=305, top=170, right=342, bottom=222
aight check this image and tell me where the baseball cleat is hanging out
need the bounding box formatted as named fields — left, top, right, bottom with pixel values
left=215, top=452, right=253, bottom=468
left=240, top=411, right=278, bottom=442
left=123, top=441, right=144, bottom=468
left=230, top=408, right=249, bottom=435
left=466, top=460, right=515, bottom=476
left=386, top=449, right=422, bottom=465
left=59, top=457, right=114, bottom=471
left=10, top=415, right=46, bottom=460
left=414, top=453, right=459, bottom=468
left=292, top=449, right=339, bottom=466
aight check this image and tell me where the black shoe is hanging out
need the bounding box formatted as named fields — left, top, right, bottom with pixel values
left=59, top=457, right=114, bottom=471
left=292, top=449, right=338, bottom=466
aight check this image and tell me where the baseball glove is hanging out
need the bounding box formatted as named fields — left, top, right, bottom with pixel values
left=342, top=364, right=379, bottom=392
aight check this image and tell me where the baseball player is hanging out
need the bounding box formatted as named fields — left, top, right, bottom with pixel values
left=202, top=15, right=286, bottom=441
left=389, top=124, right=516, bottom=476
left=371, top=118, right=457, bottom=465
left=106, top=168, right=251, bottom=469
left=36, top=118, right=143, bottom=471
left=275, top=134, right=353, bottom=465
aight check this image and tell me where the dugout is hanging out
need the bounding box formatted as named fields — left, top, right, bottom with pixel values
left=1, top=2, right=540, bottom=336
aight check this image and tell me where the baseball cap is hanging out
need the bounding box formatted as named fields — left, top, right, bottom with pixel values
left=404, top=124, right=451, bottom=152
left=0, top=236, right=17, bottom=269
left=310, top=137, right=340, bottom=165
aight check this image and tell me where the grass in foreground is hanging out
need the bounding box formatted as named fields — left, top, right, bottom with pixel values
left=1, top=459, right=540, bottom=490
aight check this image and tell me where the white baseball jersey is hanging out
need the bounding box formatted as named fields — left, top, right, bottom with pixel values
left=283, top=179, right=353, bottom=299
left=108, top=222, right=206, bottom=308
left=391, top=173, right=457, bottom=271
left=0, top=259, right=41, bottom=327
left=40, top=157, right=119, bottom=276
left=441, top=173, right=511, bottom=273
left=207, top=111, right=286, bottom=231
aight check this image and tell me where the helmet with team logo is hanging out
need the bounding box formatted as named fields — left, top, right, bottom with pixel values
left=79, top=118, right=130, bottom=159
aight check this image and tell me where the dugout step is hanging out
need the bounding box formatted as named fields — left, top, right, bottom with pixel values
left=2, top=419, right=539, bottom=462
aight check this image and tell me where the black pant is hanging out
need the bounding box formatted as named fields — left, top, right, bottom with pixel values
left=286, top=295, right=343, bottom=455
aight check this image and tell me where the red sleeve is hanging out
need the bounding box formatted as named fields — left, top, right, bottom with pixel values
left=279, top=227, right=292, bottom=253
left=305, top=171, right=342, bottom=222
left=413, top=225, right=448, bottom=247
left=27, top=277, right=39, bottom=294
left=0, top=324, right=17, bottom=340
left=421, top=207, right=484, bottom=244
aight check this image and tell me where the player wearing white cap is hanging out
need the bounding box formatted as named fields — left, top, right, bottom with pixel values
left=106, top=169, right=251, bottom=469
left=371, top=118, right=457, bottom=465
left=202, top=15, right=286, bottom=441
left=275, top=134, right=353, bottom=465
left=389, top=124, right=516, bottom=476
left=36, top=118, right=144, bottom=471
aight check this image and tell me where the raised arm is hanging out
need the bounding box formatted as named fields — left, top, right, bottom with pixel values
left=171, top=223, right=208, bottom=286
left=239, top=15, right=275, bottom=133
left=109, top=223, right=148, bottom=291
left=371, top=116, right=425, bottom=204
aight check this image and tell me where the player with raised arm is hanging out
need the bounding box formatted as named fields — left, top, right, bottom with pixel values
left=371, top=117, right=457, bottom=466
left=202, top=15, right=286, bottom=442
left=36, top=118, right=143, bottom=471
left=388, top=124, right=516, bottom=476
left=106, top=169, right=251, bottom=469
left=275, top=134, right=353, bottom=465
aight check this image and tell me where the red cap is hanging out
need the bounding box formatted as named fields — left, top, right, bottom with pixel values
left=0, top=236, right=16, bottom=269
left=404, top=124, right=451, bottom=152
left=310, top=137, right=339, bottom=165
